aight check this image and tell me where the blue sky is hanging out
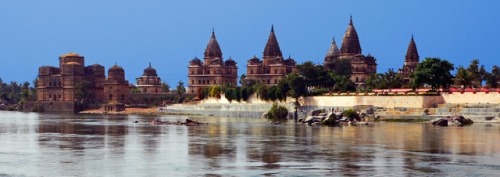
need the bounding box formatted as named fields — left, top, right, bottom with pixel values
left=1, top=0, right=499, bottom=87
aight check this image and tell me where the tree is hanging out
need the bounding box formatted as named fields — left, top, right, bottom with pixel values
left=161, top=82, right=170, bottom=93
left=466, top=59, right=486, bottom=88
left=296, top=61, right=334, bottom=89
left=485, top=65, right=500, bottom=88
left=410, top=57, right=454, bottom=91
left=324, top=59, right=352, bottom=76
left=454, top=66, right=472, bottom=88
left=176, top=80, right=186, bottom=103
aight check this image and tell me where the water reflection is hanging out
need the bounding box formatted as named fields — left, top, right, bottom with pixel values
left=1, top=111, right=500, bottom=176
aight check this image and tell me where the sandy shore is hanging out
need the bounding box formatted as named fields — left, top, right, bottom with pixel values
left=80, top=107, right=161, bottom=115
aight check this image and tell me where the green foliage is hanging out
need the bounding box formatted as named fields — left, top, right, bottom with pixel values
left=130, top=86, right=141, bottom=93
left=0, top=78, right=36, bottom=109
left=365, top=69, right=403, bottom=90
left=209, top=86, right=222, bottom=98
left=454, top=66, right=472, bottom=88
left=485, top=65, right=500, bottom=88
left=466, top=59, right=486, bottom=88
left=224, top=88, right=234, bottom=102
left=176, top=80, right=186, bottom=103
left=410, top=57, right=454, bottom=90
left=324, top=58, right=352, bottom=76
left=343, top=109, right=359, bottom=120
left=161, top=82, right=170, bottom=93
left=286, top=73, right=307, bottom=99
left=265, top=103, right=289, bottom=122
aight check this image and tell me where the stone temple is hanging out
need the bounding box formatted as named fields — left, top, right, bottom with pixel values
left=323, top=17, right=377, bottom=86
left=187, top=30, right=238, bottom=95
left=245, top=25, right=297, bottom=85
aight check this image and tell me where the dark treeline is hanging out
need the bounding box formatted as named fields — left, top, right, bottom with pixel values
left=0, top=78, right=36, bottom=110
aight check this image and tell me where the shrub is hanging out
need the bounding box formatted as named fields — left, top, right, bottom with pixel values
left=265, top=103, right=289, bottom=122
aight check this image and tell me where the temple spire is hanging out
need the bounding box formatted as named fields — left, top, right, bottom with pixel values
left=405, top=35, right=419, bottom=62
left=340, top=16, right=362, bottom=55
left=204, top=29, right=223, bottom=59
left=263, top=25, right=282, bottom=58
left=325, top=36, right=340, bottom=59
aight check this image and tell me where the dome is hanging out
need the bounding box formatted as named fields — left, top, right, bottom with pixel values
left=143, top=63, right=158, bottom=76
left=66, top=61, right=82, bottom=65
left=60, top=52, right=81, bottom=58
left=225, top=57, right=237, bottom=66
left=109, top=64, right=125, bottom=75
left=247, top=55, right=261, bottom=63
left=189, top=57, right=202, bottom=66
left=285, top=56, right=296, bottom=66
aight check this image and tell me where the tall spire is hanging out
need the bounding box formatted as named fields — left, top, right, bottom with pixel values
left=204, top=29, right=223, bottom=59
left=405, top=35, right=419, bottom=62
left=263, top=25, right=283, bottom=58
left=340, top=16, right=362, bottom=55
left=325, top=36, right=340, bottom=59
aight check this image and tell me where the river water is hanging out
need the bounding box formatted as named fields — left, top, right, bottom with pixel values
left=0, top=111, right=499, bottom=176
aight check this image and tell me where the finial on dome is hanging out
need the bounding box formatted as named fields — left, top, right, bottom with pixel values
left=212, top=28, right=215, bottom=36
left=271, top=25, right=274, bottom=32
left=349, top=15, right=353, bottom=25
left=149, top=62, right=151, bottom=67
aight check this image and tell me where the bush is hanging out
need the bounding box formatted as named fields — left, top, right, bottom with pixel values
left=343, top=109, right=360, bottom=121
left=265, top=103, right=289, bottom=122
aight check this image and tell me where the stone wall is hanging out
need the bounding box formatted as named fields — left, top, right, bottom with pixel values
left=302, top=95, right=445, bottom=108
left=163, top=92, right=500, bottom=118
left=441, top=92, right=500, bottom=104
left=23, top=101, right=81, bottom=113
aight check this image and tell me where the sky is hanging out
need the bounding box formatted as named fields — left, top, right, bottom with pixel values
left=1, top=0, right=499, bottom=87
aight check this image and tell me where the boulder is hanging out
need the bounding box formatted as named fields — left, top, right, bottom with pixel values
left=432, top=118, right=448, bottom=126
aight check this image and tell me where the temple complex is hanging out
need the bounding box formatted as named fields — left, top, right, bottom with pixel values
left=136, top=63, right=163, bottom=93
left=398, top=36, right=420, bottom=83
left=36, top=53, right=105, bottom=104
left=323, top=17, right=377, bottom=85
left=245, top=26, right=297, bottom=85
left=187, top=30, right=238, bottom=95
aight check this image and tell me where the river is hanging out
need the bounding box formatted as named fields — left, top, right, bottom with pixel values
left=0, top=111, right=499, bottom=176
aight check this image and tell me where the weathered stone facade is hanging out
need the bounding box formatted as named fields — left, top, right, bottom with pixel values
left=187, top=31, right=238, bottom=95
left=399, top=36, right=419, bottom=82
left=323, top=17, right=377, bottom=85
left=36, top=53, right=105, bottom=104
left=136, top=63, right=163, bottom=94
left=102, top=64, right=130, bottom=112
left=245, top=26, right=297, bottom=85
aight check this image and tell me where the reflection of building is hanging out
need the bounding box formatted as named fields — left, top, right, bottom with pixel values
left=37, top=53, right=105, bottom=102
left=246, top=26, right=297, bottom=85
left=323, top=17, right=377, bottom=85
left=102, top=64, right=130, bottom=111
left=136, top=63, right=162, bottom=93
left=187, top=30, right=238, bottom=95
left=399, top=36, right=419, bottom=83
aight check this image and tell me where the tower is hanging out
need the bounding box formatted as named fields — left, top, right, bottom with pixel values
left=187, top=30, right=238, bottom=95
left=399, top=35, right=420, bottom=82
left=245, top=25, right=296, bottom=85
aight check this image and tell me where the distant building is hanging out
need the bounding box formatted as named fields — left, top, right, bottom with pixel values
left=245, top=26, right=297, bottom=85
left=398, top=36, right=420, bottom=83
left=136, top=63, right=163, bottom=93
left=36, top=53, right=105, bottom=104
left=187, top=30, right=238, bottom=95
left=323, top=17, right=377, bottom=85
left=103, top=64, right=130, bottom=111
